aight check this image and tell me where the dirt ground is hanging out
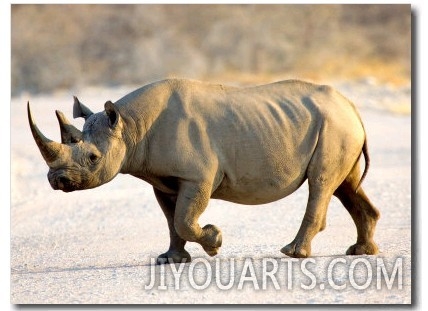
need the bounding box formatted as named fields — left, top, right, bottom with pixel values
left=10, top=81, right=411, bottom=304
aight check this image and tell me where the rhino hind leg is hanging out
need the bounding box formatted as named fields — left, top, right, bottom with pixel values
left=281, top=185, right=334, bottom=258
left=281, top=131, right=366, bottom=258
left=153, top=188, right=192, bottom=264
left=334, top=161, right=380, bottom=256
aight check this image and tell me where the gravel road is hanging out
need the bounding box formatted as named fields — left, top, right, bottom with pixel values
left=10, top=82, right=411, bottom=304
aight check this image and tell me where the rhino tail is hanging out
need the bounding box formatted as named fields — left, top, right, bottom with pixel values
left=355, top=136, right=370, bottom=193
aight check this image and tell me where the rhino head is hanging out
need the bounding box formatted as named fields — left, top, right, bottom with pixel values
left=28, top=97, right=128, bottom=192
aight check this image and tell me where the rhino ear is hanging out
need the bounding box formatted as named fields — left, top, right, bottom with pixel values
left=73, top=96, right=93, bottom=120
left=104, top=100, right=120, bottom=128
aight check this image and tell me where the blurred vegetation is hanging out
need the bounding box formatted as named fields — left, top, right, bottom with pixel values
left=11, top=4, right=410, bottom=95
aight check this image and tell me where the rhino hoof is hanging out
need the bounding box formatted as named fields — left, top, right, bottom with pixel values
left=346, top=242, right=379, bottom=255
left=201, top=224, right=222, bottom=256
left=203, top=245, right=220, bottom=257
left=281, top=242, right=310, bottom=258
left=156, top=250, right=192, bottom=265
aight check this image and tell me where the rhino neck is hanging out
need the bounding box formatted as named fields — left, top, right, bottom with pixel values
left=118, top=110, right=149, bottom=176
left=117, top=97, right=169, bottom=177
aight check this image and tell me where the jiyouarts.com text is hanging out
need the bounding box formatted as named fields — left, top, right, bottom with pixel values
left=144, top=257, right=403, bottom=291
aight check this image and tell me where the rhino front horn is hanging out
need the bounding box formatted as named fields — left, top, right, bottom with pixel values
left=27, top=102, right=63, bottom=164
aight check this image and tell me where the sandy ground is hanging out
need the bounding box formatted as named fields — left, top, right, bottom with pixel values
left=10, top=81, right=411, bottom=304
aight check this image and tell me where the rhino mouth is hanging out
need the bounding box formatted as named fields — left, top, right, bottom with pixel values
left=48, top=171, right=82, bottom=192
left=55, top=176, right=75, bottom=192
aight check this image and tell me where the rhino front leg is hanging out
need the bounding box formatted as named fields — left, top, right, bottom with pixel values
left=174, top=181, right=222, bottom=257
left=153, top=188, right=191, bottom=264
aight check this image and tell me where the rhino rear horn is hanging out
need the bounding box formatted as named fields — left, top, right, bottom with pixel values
left=27, top=102, right=63, bottom=164
left=55, top=110, right=83, bottom=144
left=73, top=96, right=93, bottom=120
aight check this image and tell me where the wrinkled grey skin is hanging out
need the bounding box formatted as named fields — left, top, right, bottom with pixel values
left=28, top=79, right=380, bottom=264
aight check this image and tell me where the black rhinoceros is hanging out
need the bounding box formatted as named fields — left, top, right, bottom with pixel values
left=28, top=78, right=380, bottom=264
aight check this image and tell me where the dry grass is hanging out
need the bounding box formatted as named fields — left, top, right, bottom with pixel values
left=11, top=4, right=411, bottom=94
left=299, top=58, right=410, bottom=86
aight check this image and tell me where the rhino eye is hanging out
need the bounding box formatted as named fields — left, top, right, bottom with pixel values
left=89, top=153, right=100, bottom=164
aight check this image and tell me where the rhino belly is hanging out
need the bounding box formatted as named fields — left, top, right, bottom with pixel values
left=211, top=167, right=308, bottom=205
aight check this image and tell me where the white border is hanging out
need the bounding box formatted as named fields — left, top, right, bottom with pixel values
left=3, top=1, right=426, bottom=310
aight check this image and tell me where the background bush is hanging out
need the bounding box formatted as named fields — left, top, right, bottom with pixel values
left=11, top=4, right=411, bottom=95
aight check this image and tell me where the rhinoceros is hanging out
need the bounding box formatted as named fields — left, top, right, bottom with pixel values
left=28, top=78, right=380, bottom=263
